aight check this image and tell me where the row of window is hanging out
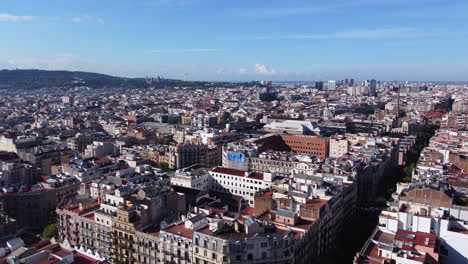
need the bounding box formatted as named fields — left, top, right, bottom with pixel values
left=211, top=173, right=262, bottom=185
left=285, top=140, right=324, bottom=146
left=211, top=185, right=255, bottom=199
left=212, top=179, right=260, bottom=190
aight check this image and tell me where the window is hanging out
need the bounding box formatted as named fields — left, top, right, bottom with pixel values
left=212, top=253, right=217, bottom=260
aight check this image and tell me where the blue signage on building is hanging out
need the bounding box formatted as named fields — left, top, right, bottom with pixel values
left=227, top=152, right=245, bottom=162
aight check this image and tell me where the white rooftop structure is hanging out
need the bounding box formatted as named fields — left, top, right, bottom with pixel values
left=263, top=120, right=320, bottom=134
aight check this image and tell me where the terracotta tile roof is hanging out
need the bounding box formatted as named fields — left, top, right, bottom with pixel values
left=163, top=223, right=193, bottom=239
left=241, top=207, right=254, bottom=216
left=211, top=167, right=246, bottom=176
left=301, top=199, right=328, bottom=208
left=73, top=252, right=105, bottom=264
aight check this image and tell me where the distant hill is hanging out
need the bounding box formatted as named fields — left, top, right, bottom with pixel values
left=0, top=69, right=147, bottom=89
left=0, top=69, right=249, bottom=90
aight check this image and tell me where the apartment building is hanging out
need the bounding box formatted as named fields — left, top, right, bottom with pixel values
left=329, top=136, right=349, bottom=158
left=209, top=167, right=273, bottom=205
left=168, top=143, right=208, bottom=170
left=56, top=196, right=100, bottom=248
left=193, top=218, right=297, bottom=264
left=170, top=165, right=210, bottom=191
left=134, top=229, right=160, bottom=264
left=111, top=203, right=150, bottom=264
left=159, top=215, right=200, bottom=264
left=356, top=183, right=468, bottom=264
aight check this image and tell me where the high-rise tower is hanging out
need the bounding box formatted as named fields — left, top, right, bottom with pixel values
left=369, top=79, right=377, bottom=96
left=396, top=85, right=400, bottom=117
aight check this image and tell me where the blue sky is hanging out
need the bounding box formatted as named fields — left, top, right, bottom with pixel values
left=1, top=0, right=468, bottom=81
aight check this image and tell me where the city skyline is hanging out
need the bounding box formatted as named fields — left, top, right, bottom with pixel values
left=1, top=0, right=468, bottom=81
left=1, top=2, right=468, bottom=263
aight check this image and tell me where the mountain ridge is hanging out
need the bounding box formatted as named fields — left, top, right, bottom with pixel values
left=0, top=69, right=249, bottom=89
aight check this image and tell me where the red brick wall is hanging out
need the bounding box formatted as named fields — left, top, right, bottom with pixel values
left=254, top=196, right=273, bottom=217
left=280, top=135, right=329, bottom=159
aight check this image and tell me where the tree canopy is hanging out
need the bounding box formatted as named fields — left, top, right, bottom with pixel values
left=42, top=224, right=58, bottom=239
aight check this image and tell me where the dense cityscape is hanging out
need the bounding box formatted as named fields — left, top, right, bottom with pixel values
left=2, top=0, right=468, bottom=263
left=0, top=73, right=467, bottom=264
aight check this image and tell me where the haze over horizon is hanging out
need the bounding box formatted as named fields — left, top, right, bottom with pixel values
left=1, top=0, right=468, bottom=81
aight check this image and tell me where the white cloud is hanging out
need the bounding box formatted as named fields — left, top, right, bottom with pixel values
left=71, top=17, right=82, bottom=23
left=254, top=64, right=276, bottom=75
left=0, top=13, right=105, bottom=24
left=216, top=68, right=226, bottom=74
left=144, top=0, right=196, bottom=7
left=283, top=27, right=446, bottom=40
left=0, top=13, right=35, bottom=22
left=252, top=27, right=446, bottom=41
left=286, top=28, right=417, bottom=39
left=69, top=15, right=104, bottom=24
left=6, top=54, right=95, bottom=71
left=150, top=49, right=219, bottom=53
left=233, top=0, right=427, bottom=19
left=214, top=64, right=277, bottom=77
left=239, top=6, right=334, bottom=18
left=254, top=36, right=274, bottom=40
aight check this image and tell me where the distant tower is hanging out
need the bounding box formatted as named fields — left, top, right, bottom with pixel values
left=145, top=76, right=153, bottom=85
left=369, top=79, right=377, bottom=96
left=315, top=81, right=324, bottom=90
left=396, top=86, right=400, bottom=117
left=259, top=80, right=277, bottom=102
left=266, top=80, right=273, bottom=92
left=61, top=95, right=73, bottom=105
